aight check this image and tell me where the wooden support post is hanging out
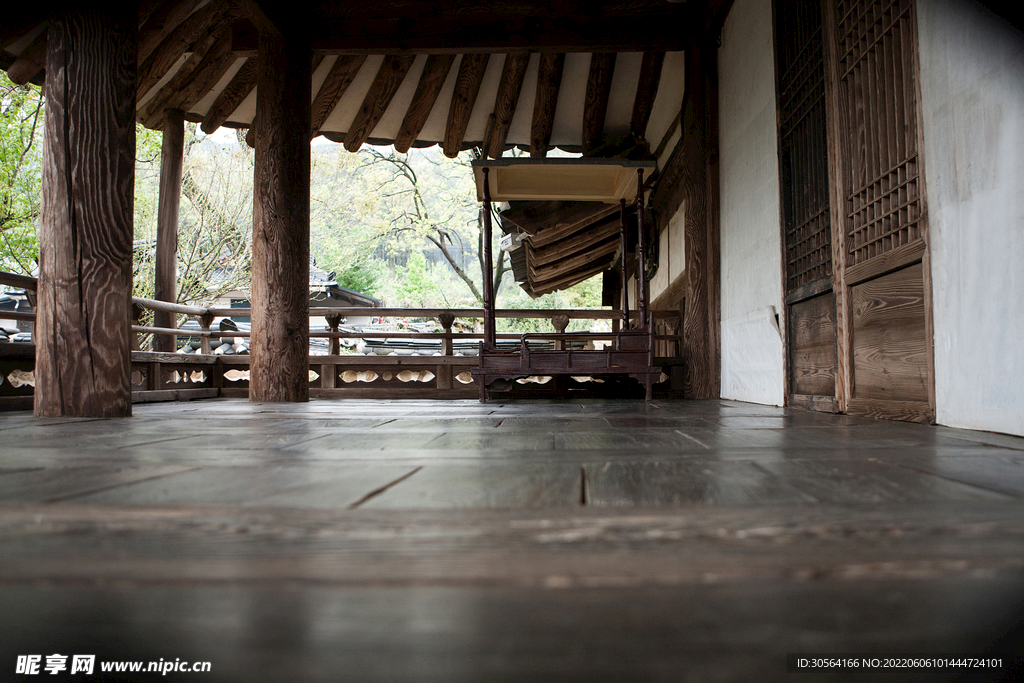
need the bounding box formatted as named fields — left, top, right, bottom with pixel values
left=481, top=168, right=496, bottom=350
left=131, top=303, right=145, bottom=351
left=325, top=313, right=343, bottom=355
left=551, top=314, right=569, bottom=351
left=154, top=108, right=184, bottom=352
left=197, top=313, right=214, bottom=355
left=439, top=312, right=455, bottom=356
left=635, top=169, right=649, bottom=330
left=619, top=198, right=630, bottom=329
left=34, top=8, right=136, bottom=418
left=250, top=28, right=312, bottom=402
left=320, top=362, right=336, bottom=388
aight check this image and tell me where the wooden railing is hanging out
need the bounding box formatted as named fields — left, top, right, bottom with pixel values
left=1, top=271, right=683, bottom=408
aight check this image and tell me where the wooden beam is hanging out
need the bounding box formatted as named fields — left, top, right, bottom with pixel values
left=631, top=51, right=666, bottom=139
left=482, top=53, right=530, bottom=159
left=0, top=10, right=45, bottom=52
left=393, top=54, right=456, bottom=153
left=344, top=54, right=416, bottom=152
left=6, top=30, right=46, bottom=86
left=36, top=7, right=137, bottom=418
left=140, top=28, right=235, bottom=128
left=138, top=0, right=166, bottom=29
left=137, top=0, right=202, bottom=66
left=309, top=55, right=366, bottom=140
left=137, top=0, right=230, bottom=103
left=443, top=54, right=490, bottom=158
left=232, top=3, right=691, bottom=55
left=154, top=109, right=184, bottom=353
left=201, top=57, right=257, bottom=134
left=582, top=53, right=616, bottom=155
left=138, top=29, right=220, bottom=127
left=530, top=53, right=564, bottom=158
left=250, top=30, right=311, bottom=402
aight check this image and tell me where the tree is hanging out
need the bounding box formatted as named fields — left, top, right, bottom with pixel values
left=0, top=74, right=43, bottom=275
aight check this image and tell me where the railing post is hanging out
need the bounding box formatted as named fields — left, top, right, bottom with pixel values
left=198, top=312, right=214, bottom=355
left=131, top=302, right=144, bottom=351
left=437, top=312, right=456, bottom=391
left=551, top=314, right=569, bottom=351
left=619, top=198, right=629, bottom=329
left=635, top=168, right=648, bottom=331
left=325, top=312, right=343, bottom=356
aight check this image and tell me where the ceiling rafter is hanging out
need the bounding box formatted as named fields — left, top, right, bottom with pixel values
left=309, top=55, right=367, bottom=140
left=137, top=0, right=202, bottom=66
left=582, top=53, right=617, bottom=155
left=482, top=52, right=531, bottom=159
left=443, top=53, right=490, bottom=158
left=137, top=0, right=231, bottom=101
left=6, top=31, right=46, bottom=86
left=138, top=25, right=228, bottom=127
left=344, top=54, right=417, bottom=152
left=530, top=53, right=565, bottom=158
left=201, top=56, right=257, bottom=133
left=393, top=54, right=456, bottom=153
left=631, top=51, right=666, bottom=139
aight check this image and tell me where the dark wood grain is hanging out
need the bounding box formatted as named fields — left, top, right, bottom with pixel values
left=851, top=262, right=928, bottom=404
left=35, top=8, right=136, bottom=418
left=137, top=25, right=225, bottom=128
left=443, top=53, right=490, bottom=158
left=483, top=53, right=531, bottom=158
left=393, top=54, right=456, bottom=152
left=6, top=30, right=47, bottom=85
left=309, top=54, right=366, bottom=139
left=582, top=53, right=616, bottom=154
left=201, top=57, right=258, bottom=134
left=136, top=0, right=229, bottom=103
left=136, top=0, right=201, bottom=66
left=788, top=292, right=836, bottom=397
left=344, top=54, right=417, bottom=152
left=250, top=30, right=311, bottom=402
left=153, top=109, right=184, bottom=353
left=650, top=34, right=721, bottom=399
left=631, top=51, right=665, bottom=139
left=530, top=53, right=564, bottom=158
left=154, top=29, right=237, bottom=118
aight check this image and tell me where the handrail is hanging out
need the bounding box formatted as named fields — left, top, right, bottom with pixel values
left=0, top=272, right=37, bottom=291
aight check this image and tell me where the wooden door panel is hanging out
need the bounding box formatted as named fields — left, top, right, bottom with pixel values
left=850, top=262, right=928, bottom=402
left=789, top=292, right=837, bottom=397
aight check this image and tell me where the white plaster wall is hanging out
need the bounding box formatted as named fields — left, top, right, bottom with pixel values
left=717, top=0, right=785, bottom=406
left=917, top=0, right=1024, bottom=436
left=650, top=202, right=686, bottom=302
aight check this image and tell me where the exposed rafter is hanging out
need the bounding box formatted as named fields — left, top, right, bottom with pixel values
left=530, top=53, right=564, bottom=158
left=309, top=55, right=366, bottom=140
left=631, top=51, right=666, bottom=139
left=482, top=53, right=530, bottom=159
left=6, top=31, right=46, bottom=85
left=202, top=56, right=257, bottom=133
left=137, top=1, right=230, bottom=101
left=443, top=53, right=490, bottom=158
left=138, top=26, right=228, bottom=127
left=344, top=54, right=417, bottom=152
left=137, top=0, right=202, bottom=66
left=582, top=53, right=616, bottom=155
left=393, top=54, right=456, bottom=153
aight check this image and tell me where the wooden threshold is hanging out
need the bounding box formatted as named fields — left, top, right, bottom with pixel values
left=847, top=397, right=933, bottom=424
left=789, top=394, right=839, bottom=413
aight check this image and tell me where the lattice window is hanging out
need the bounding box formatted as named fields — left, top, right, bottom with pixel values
left=776, top=0, right=833, bottom=292
left=835, top=0, right=922, bottom=266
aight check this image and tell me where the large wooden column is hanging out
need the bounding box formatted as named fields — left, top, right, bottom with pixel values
left=249, top=28, right=311, bottom=402
left=34, top=8, right=136, bottom=418
left=153, top=109, right=185, bottom=352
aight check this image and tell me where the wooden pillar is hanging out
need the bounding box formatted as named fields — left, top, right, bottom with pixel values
left=249, top=28, right=312, bottom=402
left=34, top=8, right=136, bottom=418
left=619, top=199, right=630, bottom=329
left=154, top=109, right=185, bottom=352
left=481, top=167, right=496, bottom=349
left=635, top=169, right=649, bottom=330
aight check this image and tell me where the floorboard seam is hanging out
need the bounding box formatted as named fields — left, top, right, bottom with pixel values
left=44, top=466, right=208, bottom=503
left=889, top=462, right=1022, bottom=500
left=347, top=467, right=424, bottom=509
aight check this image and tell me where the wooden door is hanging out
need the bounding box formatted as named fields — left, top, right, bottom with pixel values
left=774, top=0, right=839, bottom=412
left=823, top=0, right=934, bottom=422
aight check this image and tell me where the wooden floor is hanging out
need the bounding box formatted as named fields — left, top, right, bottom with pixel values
left=1, top=398, right=1023, bottom=682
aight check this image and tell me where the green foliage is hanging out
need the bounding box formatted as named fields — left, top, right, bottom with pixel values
left=334, top=263, right=380, bottom=296
left=0, top=74, right=43, bottom=275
